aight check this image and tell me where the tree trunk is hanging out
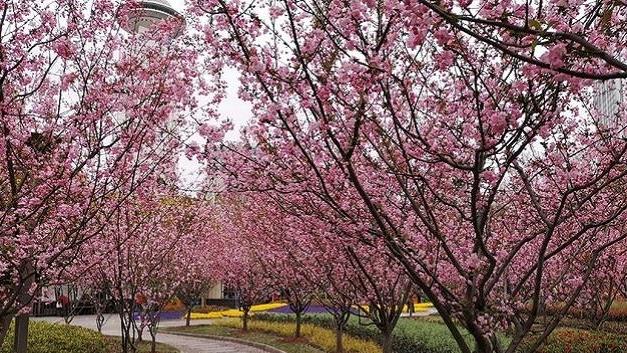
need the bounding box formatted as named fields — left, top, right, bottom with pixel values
left=11, top=261, right=36, bottom=353
left=592, top=295, right=614, bottom=330
left=335, top=326, right=344, bottom=353
left=150, top=329, right=157, bottom=353
left=145, top=307, right=162, bottom=353
left=295, top=311, right=302, bottom=338
left=135, top=320, right=144, bottom=342
left=120, top=312, right=131, bottom=353
left=14, top=315, right=29, bottom=353
left=473, top=333, right=493, bottom=353
left=119, top=301, right=137, bottom=353
left=186, top=307, right=192, bottom=327
left=242, top=309, right=249, bottom=331
left=0, top=314, right=13, bottom=348
left=381, top=330, right=393, bottom=353
left=96, top=311, right=105, bottom=333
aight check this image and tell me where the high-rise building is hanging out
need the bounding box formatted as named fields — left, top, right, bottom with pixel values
left=594, top=80, right=625, bottom=129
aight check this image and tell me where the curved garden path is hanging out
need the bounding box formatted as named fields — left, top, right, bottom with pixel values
left=34, top=315, right=271, bottom=353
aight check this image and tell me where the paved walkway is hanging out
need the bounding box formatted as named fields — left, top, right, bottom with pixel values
left=34, top=315, right=269, bottom=353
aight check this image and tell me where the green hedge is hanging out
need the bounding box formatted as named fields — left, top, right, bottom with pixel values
left=256, top=313, right=627, bottom=353
left=0, top=320, right=107, bottom=353
left=525, top=328, right=627, bottom=353
left=254, top=313, right=466, bottom=353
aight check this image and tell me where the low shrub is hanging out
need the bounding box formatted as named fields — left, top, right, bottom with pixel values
left=251, top=312, right=627, bottom=353
left=215, top=318, right=382, bottom=353
left=392, top=320, right=465, bottom=353
left=163, top=298, right=185, bottom=312
left=254, top=313, right=467, bottom=353
left=0, top=320, right=107, bottom=353
left=606, top=301, right=627, bottom=322
left=527, top=328, right=627, bottom=353
left=545, top=301, right=627, bottom=323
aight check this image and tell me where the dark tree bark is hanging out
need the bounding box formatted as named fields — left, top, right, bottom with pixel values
left=13, top=315, right=29, bottom=353
left=295, top=311, right=302, bottom=338
left=242, top=307, right=251, bottom=331
left=186, top=306, right=192, bottom=327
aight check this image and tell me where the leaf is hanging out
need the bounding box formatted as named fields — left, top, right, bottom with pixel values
left=529, top=19, right=542, bottom=31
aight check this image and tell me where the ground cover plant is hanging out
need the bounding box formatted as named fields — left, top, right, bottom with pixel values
left=523, top=328, right=627, bottom=353
left=104, top=337, right=179, bottom=353
left=0, top=321, right=107, bottom=353
left=169, top=319, right=382, bottom=353
left=255, top=313, right=469, bottom=353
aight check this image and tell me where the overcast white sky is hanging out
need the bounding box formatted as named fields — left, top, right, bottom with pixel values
left=173, top=0, right=253, bottom=139
left=165, top=0, right=253, bottom=188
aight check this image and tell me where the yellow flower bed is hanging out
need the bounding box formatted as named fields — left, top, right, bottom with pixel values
left=249, top=303, right=289, bottom=312
left=190, top=302, right=287, bottom=320
left=190, top=312, right=223, bottom=319
left=216, top=318, right=382, bottom=353
left=403, top=302, right=434, bottom=312
left=356, top=302, right=433, bottom=314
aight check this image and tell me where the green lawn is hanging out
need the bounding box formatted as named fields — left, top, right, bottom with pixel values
left=164, top=325, right=324, bottom=353
left=105, top=336, right=179, bottom=353
left=252, top=312, right=505, bottom=353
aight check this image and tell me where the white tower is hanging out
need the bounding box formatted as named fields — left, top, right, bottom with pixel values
left=121, top=0, right=184, bottom=35
left=112, top=0, right=185, bottom=155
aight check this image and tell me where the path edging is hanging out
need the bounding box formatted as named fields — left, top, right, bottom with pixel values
left=163, top=331, right=286, bottom=353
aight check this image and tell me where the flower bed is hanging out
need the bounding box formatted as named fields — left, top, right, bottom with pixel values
left=606, top=301, right=627, bottom=322
left=254, top=312, right=473, bottom=353
left=544, top=301, right=627, bottom=323
left=526, top=328, right=627, bottom=353
left=269, top=305, right=329, bottom=314
left=214, top=318, right=382, bottom=353
left=357, top=302, right=433, bottom=314
left=267, top=302, right=433, bottom=315
left=190, top=302, right=287, bottom=320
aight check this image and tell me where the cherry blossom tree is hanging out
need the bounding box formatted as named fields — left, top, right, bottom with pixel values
left=307, top=248, right=357, bottom=353
left=224, top=197, right=315, bottom=337
left=82, top=192, right=214, bottom=353
left=619, top=249, right=627, bottom=301
left=574, top=250, right=624, bottom=329
left=195, top=1, right=627, bottom=353
left=0, top=1, right=225, bottom=351
left=346, top=243, right=412, bottom=353
left=227, top=194, right=409, bottom=352
left=81, top=273, right=112, bottom=334
left=216, top=205, right=275, bottom=331
left=87, top=196, right=171, bottom=353
left=0, top=0, right=210, bottom=348
left=173, top=198, right=221, bottom=327
left=176, top=280, right=213, bottom=327
left=282, top=213, right=410, bottom=353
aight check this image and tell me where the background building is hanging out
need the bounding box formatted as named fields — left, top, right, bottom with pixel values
left=594, top=80, right=625, bottom=128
